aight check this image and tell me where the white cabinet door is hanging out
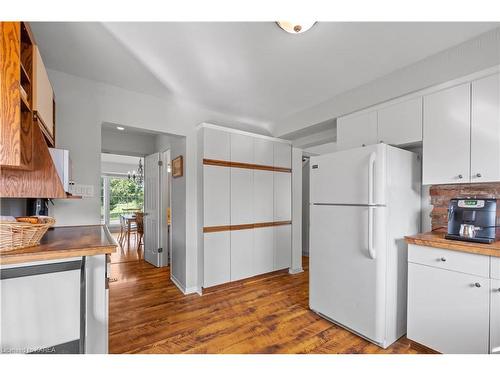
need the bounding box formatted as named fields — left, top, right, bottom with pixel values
left=274, top=142, right=291, bottom=168
left=34, top=46, right=55, bottom=139
left=203, top=165, right=230, bottom=227
left=492, top=256, right=500, bottom=280
left=231, top=229, right=254, bottom=281
left=204, top=232, right=231, bottom=287
left=274, top=172, right=291, bottom=221
left=491, top=279, right=500, bottom=354
left=336, top=111, right=378, bottom=151
left=423, top=83, right=471, bottom=185
left=274, top=224, right=291, bottom=270
left=231, top=168, right=254, bottom=225
left=471, top=73, right=500, bottom=183
left=254, top=138, right=274, bottom=166
left=253, top=170, right=274, bottom=223
left=407, top=262, right=490, bottom=353
left=203, top=127, right=230, bottom=160
left=253, top=227, right=274, bottom=275
left=377, top=97, right=422, bottom=145
left=231, top=133, right=254, bottom=164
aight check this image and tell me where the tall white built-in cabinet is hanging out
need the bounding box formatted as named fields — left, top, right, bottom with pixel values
left=200, top=124, right=292, bottom=288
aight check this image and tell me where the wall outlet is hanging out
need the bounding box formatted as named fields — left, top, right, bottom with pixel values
left=69, top=184, right=94, bottom=198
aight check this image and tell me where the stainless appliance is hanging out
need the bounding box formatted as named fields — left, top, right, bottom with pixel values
left=445, top=198, right=497, bottom=244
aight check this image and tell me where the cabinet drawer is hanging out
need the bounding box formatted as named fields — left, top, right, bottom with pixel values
left=492, top=256, right=500, bottom=280
left=408, top=244, right=490, bottom=278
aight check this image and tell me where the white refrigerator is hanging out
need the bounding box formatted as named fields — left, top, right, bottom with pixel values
left=309, top=143, right=421, bottom=348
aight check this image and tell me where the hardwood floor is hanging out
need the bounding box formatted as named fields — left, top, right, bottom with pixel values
left=109, top=242, right=424, bottom=354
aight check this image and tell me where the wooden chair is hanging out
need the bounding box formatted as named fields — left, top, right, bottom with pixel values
left=135, top=212, right=144, bottom=251
left=118, top=215, right=127, bottom=246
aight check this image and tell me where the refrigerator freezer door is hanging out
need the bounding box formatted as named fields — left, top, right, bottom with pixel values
left=310, top=144, right=386, bottom=205
left=309, top=204, right=388, bottom=346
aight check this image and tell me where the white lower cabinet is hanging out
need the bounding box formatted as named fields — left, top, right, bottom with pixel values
left=253, top=227, right=274, bottom=275
left=491, top=279, right=500, bottom=354
left=231, top=229, right=254, bottom=281
left=274, top=224, right=291, bottom=270
left=203, top=232, right=230, bottom=287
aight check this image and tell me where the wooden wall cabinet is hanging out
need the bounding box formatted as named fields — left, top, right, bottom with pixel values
left=0, top=22, right=67, bottom=198
left=0, top=22, right=34, bottom=170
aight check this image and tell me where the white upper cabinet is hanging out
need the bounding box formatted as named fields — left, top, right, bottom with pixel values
left=377, top=97, right=423, bottom=145
left=423, top=83, right=471, bottom=185
left=273, top=142, right=291, bottom=169
left=337, top=111, right=378, bottom=151
left=231, top=133, right=254, bottom=164
left=254, top=138, right=274, bottom=166
left=204, top=127, right=230, bottom=160
left=253, top=170, right=274, bottom=223
left=471, top=73, right=500, bottom=183
left=230, top=168, right=254, bottom=225
left=203, top=165, right=230, bottom=226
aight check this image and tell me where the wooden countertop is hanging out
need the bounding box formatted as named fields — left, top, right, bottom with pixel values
left=0, top=225, right=117, bottom=265
left=405, top=231, right=500, bottom=257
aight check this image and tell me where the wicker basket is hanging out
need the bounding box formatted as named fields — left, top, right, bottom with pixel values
left=0, top=217, right=56, bottom=253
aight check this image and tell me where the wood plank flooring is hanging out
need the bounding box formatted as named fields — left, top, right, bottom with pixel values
left=108, top=239, right=424, bottom=354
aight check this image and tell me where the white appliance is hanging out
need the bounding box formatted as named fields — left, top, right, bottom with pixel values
left=309, top=143, right=421, bottom=348
left=49, top=148, right=73, bottom=192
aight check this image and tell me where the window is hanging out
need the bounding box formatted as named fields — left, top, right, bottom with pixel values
left=100, top=175, right=144, bottom=226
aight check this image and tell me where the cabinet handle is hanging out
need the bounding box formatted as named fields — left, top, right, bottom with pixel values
left=497, top=288, right=500, bottom=292
left=458, top=174, right=463, bottom=179
left=439, top=257, right=447, bottom=262
left=362, top=144, right=366, bottom=147
left=474, top=282, right=481, bottom=288
left=476, top=173, right=482, bottom=178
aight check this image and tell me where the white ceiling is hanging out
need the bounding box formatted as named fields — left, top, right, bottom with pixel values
left=31, top=22, right=499, bottom=134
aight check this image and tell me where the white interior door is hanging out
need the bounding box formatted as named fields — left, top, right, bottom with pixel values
left=309, top=204, right=387, bottom=345
left=144, top=153, right=162, bottom=267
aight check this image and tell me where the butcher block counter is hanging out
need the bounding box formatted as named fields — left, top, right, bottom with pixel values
left=0, top=224, right=117, bottom=265
left=405, top=231, right=500, bottom=257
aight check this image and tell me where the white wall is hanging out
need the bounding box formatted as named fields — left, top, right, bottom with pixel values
left=273, top=27, right=500, bottom=137
left=303, top=142, right=338, bottom=155
left=48, top=68, right=261, bottom=294
left=101, top=129, right=156, bottom=156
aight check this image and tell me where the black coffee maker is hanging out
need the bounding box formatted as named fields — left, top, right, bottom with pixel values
left=26, top=198, right=50, bottom=216
left=445, top=198, right=497, bottom=244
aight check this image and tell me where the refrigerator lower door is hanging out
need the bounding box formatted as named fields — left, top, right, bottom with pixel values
left=309, top=143, right=386, bottom=206
left=310, top=204, right=388, bottom=346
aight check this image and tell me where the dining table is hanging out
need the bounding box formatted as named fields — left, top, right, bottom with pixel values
left=121, top=213, right=137, bottom=249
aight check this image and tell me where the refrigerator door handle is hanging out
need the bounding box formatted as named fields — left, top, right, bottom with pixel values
left=368, top=206, right=376, bottom=259
left=368, top=152, right=376, bottom=205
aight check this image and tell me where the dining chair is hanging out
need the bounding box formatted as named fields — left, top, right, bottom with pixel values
left=135, top=212, right=144, bottom=251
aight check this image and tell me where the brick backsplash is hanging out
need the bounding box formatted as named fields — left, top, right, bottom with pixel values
left=429, top=183, right=500, bottom=230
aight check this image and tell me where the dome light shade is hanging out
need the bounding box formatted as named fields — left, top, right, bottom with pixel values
left=277, top=21, right=316, bottom=34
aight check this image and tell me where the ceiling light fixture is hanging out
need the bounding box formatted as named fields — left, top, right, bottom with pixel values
left=276, top=21, right=316, bottom=34
left=116, top=126, right=125, bottom=131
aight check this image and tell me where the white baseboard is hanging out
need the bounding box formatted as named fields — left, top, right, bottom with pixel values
left=289, top=267, right=304, bottom=274
left=170, top=274, right=202, bottom=295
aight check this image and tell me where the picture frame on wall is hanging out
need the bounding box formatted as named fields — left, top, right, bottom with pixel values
left=172, top=155, right=183, bottom=177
